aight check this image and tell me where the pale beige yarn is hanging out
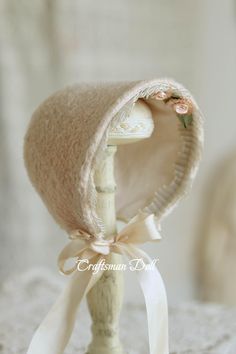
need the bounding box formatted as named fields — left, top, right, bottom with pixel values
left=24, top=79, right=203, bottom=238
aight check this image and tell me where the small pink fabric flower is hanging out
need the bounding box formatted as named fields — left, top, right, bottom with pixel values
left=153, top=90, right=172, bottom=100
left=173, top=99, right=193, bottom=116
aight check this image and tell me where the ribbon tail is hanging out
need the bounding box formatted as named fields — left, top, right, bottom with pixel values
left=117, top=244, right=169, bottom=354
left=137, top=257, right=169, bottom=354
left=27, top=257, right=104, bottom=354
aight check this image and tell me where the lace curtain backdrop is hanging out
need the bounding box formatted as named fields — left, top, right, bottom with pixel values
left=0, top=0, right=236, bottom=305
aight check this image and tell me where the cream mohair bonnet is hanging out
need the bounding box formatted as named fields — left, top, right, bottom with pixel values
left=24, top=79, right=203, bottom=238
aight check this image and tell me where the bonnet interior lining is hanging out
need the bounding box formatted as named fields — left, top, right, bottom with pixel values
left=91, top=82, right=201, bottom=233
left=114, top=97, right=181, bottom=222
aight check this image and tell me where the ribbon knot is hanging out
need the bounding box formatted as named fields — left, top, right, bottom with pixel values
left=89, top=238, right=114, bottom=255
left=27, top=212, right=169, bottom=354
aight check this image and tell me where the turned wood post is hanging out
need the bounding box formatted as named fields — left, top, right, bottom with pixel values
left=86, top=100, right=154, bottom=354
left=86, top=145, right=125, bottom=354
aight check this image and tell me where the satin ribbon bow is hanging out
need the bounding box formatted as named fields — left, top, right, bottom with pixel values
left=27, top=213, right=169, bottom=354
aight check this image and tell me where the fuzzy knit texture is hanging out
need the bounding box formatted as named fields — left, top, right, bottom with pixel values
left=24, top=79, right=203, bottom=238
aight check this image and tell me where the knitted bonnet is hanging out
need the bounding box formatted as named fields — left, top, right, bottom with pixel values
left=24, top=79, right=203, bottom=238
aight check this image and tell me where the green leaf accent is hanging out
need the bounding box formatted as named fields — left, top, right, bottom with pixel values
left=171, top=93, right=182, bottom=99
left=177, top=114, right=193, bottom=128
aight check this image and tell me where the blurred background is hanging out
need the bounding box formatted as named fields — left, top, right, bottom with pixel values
left=0, top=0, right=236, bottom=306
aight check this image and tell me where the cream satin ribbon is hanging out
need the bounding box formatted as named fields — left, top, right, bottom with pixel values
left=27, top=213, right=169, bottom=354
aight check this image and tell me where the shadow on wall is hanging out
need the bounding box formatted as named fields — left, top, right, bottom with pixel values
left=197, top=148, right=236, bottom=306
